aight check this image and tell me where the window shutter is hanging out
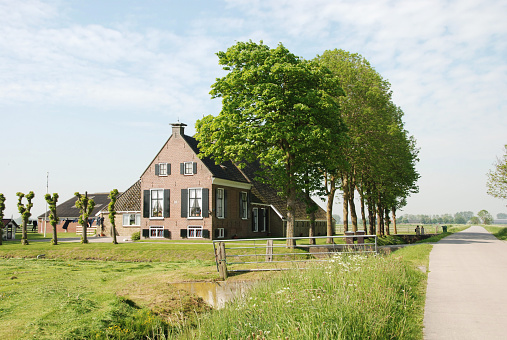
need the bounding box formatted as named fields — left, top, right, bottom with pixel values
left=163, top=229, right=170, bottom=239
left=202, top=188, right=209, bottom=217
left=180, top=163, right=184, bottom=174
left=239, top=193, right=243, bottom=218
left=143, top=190, right=150, bottom=218
left=202, top=229, right=210, bottom=239
left=247, top=192, right=251, bottom=219
left=224, top=229, right=228, bottom=238
left=224, top=189, right=228, bottom=218
left=193, top=162, right=197, bottom=174
left=181, top=189, right=188, bottom=217
left=142, top=229, right=149, bottom=238
left=155, top=164, right=160, bottom=176
left=260, top=209, right=265, bottom=231
left=266, top=209, right=269, bottom=231
left=180, top=229, right=187, bottom=238
left=167, top=163, right=171, bottom=175
left=252, top=211, right=255, bottom=231
left=214, top=228, right=219, bottom=238
left=163, top=189, right=170, bottom=218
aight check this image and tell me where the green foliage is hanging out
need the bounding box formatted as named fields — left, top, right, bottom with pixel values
left=469, top=216, right=480, bottom=224
left=486, top=144, right=507, bottom=200
left=44, top=193, right=59, bottom=245
left=74, top=192, right=95, bottom=244
left=483, top=226, right=507, bottom=241
left=16, top=191, right=34, bottom=245
left=131, top=231, right=140, bottom=241
left=196, top=41, right=347, bottom=244
left=477, top=209, right=493, bottom=225
left=108, top=189, right=119, bottom=245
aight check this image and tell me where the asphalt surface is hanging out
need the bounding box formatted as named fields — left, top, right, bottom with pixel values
left=423, top=225, right=507, bottom=339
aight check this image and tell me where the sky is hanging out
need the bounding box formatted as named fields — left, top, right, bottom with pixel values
left=1, top=0, right=506, bottom=220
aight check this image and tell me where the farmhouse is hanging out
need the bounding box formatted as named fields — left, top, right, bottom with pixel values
left=99, top=122, right=327, bottom=240
left=37, top=193, right=111, bottom=234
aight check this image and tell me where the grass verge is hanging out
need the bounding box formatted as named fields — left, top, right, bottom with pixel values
left=483, top=225, right=507, bottom=240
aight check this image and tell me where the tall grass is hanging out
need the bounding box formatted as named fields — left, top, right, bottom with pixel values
left=182, top=253, right=426, bottom=339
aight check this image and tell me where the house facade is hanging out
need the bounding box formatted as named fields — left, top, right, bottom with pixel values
left=129, top=122, right=327, bottom=240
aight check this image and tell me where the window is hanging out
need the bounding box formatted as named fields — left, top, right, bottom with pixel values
left=184, top=162, right=195, bottom=175
left=159, top=163, right=167, bottom=176
left=240, top=192, right=248, bottom=219
left=188, top=226, right=203, bottom=238
left=217, top=228, right=224, bottom=238
left=150, top=226, right=164, bottom=238
left=189, top=188, right=202, bottom=218
left=151, top=189, right=163, bottom=218
left=123, top=213, right=141, bottom=226
left=252, top=208, right=259, bottom=232
left=216, top=188, right=224, bottom=218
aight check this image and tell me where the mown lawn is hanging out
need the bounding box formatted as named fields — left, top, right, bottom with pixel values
left=483, top=225, right=507, bottom=240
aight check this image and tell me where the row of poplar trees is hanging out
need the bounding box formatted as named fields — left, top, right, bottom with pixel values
left=196, top=41, right=419, bottom=247
left=0, top=190, right=120, bottom=245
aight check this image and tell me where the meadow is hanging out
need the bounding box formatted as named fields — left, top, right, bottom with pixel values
left=0, top=225, right=481, bottom=339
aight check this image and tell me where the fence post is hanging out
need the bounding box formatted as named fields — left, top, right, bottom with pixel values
left=216, top=241, right=228, bottom=280
left=266, top=239, right=273, bottom=262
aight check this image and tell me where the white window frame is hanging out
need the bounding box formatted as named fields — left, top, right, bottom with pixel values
left=216, top=188, right=224, bottom=219
left=184, top=162, right=194, bottom=175
left=149, top=226, right=164, bottom=238
left=252, top=207, right=259, bottom=232
left=188, top=226, right=203, bottom=238
left=150, top=189, right=164, bottom=219
left=122, top=213, right=141, bottom=226
left=188, top=188, right=203, bottom=219
left=158, top=163, right=168, bottom=176
left=217, top=227, right=225, bottom=238
left=241, top=192, right=248, bottom=220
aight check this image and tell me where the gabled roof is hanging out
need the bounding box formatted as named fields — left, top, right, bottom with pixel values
left=38, top=193, right=112, bottom=219
left=183, top=135, right=249, bottom=183
left=1, top=219, right=18, bottom=227
left=238, top=161, right=327, bottom=221
left=114, top=180, right=141, bottom=212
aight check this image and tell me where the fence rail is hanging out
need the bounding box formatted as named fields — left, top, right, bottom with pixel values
left=213, top=234, right=378, bottom=280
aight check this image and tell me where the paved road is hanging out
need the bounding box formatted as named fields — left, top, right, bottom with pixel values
left=424, top=225, right=507, bottom=339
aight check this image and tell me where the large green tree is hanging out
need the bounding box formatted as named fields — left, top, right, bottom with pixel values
left=44, top=193, right=59, bottom=245
left=486, top=145, right=507, bottom=201
left=477, top=209, right=493, bottom=225
left=316, top=49, right=419, bottom=236
left=0, top=193, right=5, bottom=245
left=196, top=41, right=346, bottom=247
left=16, top=191, right=35, bottom=245
left=74, top=192, right=95, bottom=244
left=108, top=189, right=119, bottom=245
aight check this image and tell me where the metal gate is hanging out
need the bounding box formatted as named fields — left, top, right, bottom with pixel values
left=213, top=234, right=378, bottom=279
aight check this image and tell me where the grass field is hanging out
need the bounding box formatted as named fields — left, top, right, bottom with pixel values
left=483, top=225, right=507, bottom=240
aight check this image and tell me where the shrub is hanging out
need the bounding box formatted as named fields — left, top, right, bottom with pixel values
left=131, top=232, right=140, bottom=241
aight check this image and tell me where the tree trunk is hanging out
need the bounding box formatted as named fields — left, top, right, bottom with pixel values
left=82, top=192, right=89, bottom=244
left=112, top=224, right=118, bottom=244
left=348, top=178, right=358, bottom=233
left=326, top=174, right=337, bottom=244
left=286, top=186, right=296, bottom=249
left=357, top=185, right=367, bottom=231
left=52, top=224, right=58, bottom=245
left=342, top=175, right=349, bottom=233
left=367, top=189, right=376, bottom=235
left=392, top=207, right=398, bottom=235
left=305, top=189, right=316, bottom=245
left=385, top=208, right=390, bottom=236
left=21, top=217, right=29, bottom=245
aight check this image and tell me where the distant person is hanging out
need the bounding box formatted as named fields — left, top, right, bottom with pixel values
left=421, top=226, right=425, bottom=235
left=415, top=225, right=420, bottom=235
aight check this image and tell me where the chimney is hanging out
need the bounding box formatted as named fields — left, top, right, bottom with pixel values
left=171, top=122, right=187, bottom=137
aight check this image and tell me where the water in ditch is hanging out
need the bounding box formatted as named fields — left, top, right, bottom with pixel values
left=172, top=281, right=254, bottom=309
